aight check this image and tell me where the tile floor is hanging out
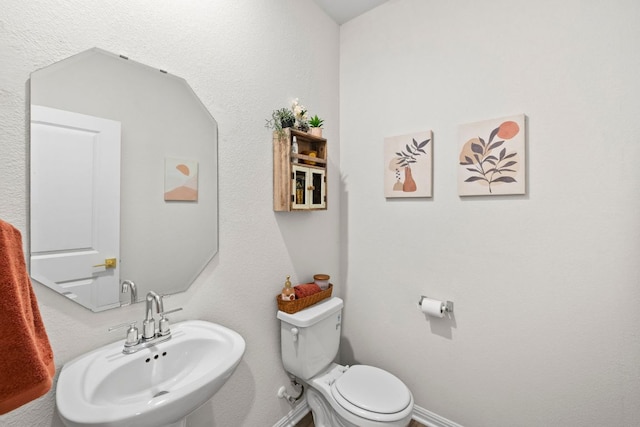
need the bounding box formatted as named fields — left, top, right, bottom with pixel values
left=294, top=412, right=426, bottom=427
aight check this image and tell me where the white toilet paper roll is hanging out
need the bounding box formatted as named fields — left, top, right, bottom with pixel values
left=420, top=298, right=445, bottom=318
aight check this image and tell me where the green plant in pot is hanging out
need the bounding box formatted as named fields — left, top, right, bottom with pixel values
left=309, top=114, right=324, bottom=137
left=266, top=108, right=295, bottom=135
left=309, top=115, right=324, bottom=128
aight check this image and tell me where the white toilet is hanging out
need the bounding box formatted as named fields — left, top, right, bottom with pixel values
left=277, top=297, right=414, bottom=427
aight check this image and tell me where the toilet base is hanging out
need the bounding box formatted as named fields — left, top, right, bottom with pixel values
left=307, top=387, right=356, bottom=427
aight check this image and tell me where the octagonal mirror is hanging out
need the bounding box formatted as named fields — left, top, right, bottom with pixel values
left=29, top=48, right=218, bottom=312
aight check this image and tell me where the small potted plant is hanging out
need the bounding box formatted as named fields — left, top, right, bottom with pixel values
left=265, top=107, right=295, bottom=135
left=309, top=114, right=324, bottom=137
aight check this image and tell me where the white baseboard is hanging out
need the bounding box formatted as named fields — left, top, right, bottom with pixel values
left=412, top=404, right=464, bottom=427
left=272, top=399, right=311, bottom=427
left=272, top=400, right=463, bottom=427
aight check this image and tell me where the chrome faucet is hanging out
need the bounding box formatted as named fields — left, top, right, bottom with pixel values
left=143, top=291, right=164, bottom=339
left=121, top=280, right=137, bottom=305
left=109, top=290, right=182, bottom=354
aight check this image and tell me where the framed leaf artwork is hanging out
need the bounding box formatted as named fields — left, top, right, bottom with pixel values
left=384, top=130, right=433, bottom=198
left=458, top=114, right=526, bottom=196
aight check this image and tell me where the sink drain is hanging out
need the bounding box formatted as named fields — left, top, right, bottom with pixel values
left=153, top=391, right=170, bottom=398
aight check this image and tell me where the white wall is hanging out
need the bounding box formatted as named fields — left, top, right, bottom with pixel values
left=3, top=1, right=640, bottom=426
left=0, top=1, right=340, bottom=426
left=340, top=1, right=640, bottom=426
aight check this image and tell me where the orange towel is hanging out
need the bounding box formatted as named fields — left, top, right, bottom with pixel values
left=294, top=283, right=322, bottom=299
left=0, top=219, right=55, bottom=415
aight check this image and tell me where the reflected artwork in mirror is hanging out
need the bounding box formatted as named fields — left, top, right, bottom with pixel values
left=29, top=48, right=218, bottom=312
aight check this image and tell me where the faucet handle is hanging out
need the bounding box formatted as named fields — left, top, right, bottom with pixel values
left=108, top=321, right=139, bottom=345
left=158, top=307, right=183, bottom=336
left=108, top=321, right=136, bottom=332
left=158, top=307, right=183, bottom=317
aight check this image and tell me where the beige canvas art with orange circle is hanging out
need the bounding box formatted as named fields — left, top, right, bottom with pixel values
left=164, top=158, right=199, bottom=201
left=458, top=114, right=526, bottom=196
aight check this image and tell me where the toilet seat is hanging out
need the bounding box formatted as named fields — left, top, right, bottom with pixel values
left=330, top=365, right=412, bottom=422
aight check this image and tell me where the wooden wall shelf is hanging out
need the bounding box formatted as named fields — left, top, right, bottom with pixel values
left=273, top=128, right=327, bottom=211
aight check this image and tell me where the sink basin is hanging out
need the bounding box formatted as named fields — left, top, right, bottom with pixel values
left=56, top=320, right=245, bottom=427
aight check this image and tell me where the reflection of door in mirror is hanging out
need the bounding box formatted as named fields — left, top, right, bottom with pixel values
left=29, top=48, right=219, bottom=312
left=30, top=105, right=121, bottom=311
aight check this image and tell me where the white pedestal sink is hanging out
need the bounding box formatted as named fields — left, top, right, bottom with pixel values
left=56, top=320, right=245, bottom=427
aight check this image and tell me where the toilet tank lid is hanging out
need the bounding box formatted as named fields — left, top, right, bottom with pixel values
left=277, top=297, right=343, bottom=327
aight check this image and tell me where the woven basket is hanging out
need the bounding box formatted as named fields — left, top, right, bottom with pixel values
left=276, top=284, right=333, bottom=314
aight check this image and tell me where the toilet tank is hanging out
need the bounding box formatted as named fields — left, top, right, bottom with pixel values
left=277, top=297, right=343, bottom=380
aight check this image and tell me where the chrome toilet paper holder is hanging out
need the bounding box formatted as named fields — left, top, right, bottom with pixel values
left=418, top=296, right=454, bottom=314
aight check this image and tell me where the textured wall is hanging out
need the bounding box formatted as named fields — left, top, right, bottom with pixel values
left=0, top=1, right=339, bottom=426
left=5, top=1, right=640, bottom=426
left=340, top=0, right=640, bottom=426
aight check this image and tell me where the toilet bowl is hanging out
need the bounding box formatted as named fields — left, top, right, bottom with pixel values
left=305, top=363, right=413, bottom=427
left=277, top=297, right=414, bottom=427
